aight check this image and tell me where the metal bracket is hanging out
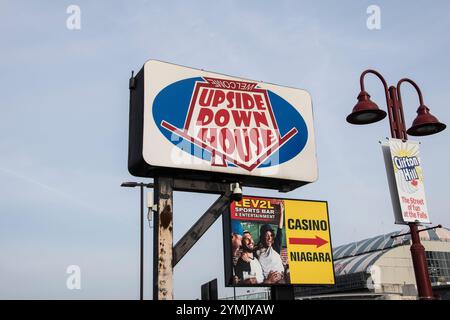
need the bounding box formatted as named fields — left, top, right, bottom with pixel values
left=172, top=189, right=231, bottom=267
left=391, top=224, right=442, bottom=239
left=173, top=179, right=229, bottom=194
left=129, top=70, right=136, bottom=90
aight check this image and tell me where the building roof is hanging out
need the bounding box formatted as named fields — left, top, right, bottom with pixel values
left=334, top=250, right=385, bottom=276
left=333, top=227, right=450, bottom=261
left=331, top=227, right=450, bottom=276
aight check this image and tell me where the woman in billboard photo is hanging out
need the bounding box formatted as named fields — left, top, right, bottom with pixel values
left=255, top=201, right=285, bottom=284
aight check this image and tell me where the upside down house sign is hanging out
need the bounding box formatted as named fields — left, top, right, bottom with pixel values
left=128, top=60, right=318, bottom=191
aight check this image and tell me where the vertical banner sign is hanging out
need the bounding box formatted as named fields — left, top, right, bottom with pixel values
left=227, top=196, right=334, bottom=286
left=382, top=138, right=430, bottom=224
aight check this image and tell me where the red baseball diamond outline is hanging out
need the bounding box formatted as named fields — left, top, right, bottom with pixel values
left=161, top=77, right=298, bottom=172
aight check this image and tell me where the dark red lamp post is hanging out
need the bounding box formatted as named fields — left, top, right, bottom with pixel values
left=346, top=69, right=446, bottom=300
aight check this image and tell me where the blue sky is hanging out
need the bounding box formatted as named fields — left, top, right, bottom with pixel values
left=1, top=0, right=449, bottom=299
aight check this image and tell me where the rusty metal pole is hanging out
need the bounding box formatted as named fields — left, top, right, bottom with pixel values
left=389, top=86, right=434, bottom=300
left=153, top=176, right=174, bottom=300
left=408, top=223, right=434, bottom=299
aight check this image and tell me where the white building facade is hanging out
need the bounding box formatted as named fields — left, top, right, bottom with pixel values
left=295, top=227, right=450, bottom=300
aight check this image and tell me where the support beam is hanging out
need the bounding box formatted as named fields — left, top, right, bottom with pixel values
left=173, top=179, right=229, bottom=194
left=153, top=177, right=174, bottom=300
left=173, top=191, right=231, bottom=267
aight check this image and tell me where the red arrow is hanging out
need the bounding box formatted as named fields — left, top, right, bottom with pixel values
left=289, top=236, right=328, bottom=248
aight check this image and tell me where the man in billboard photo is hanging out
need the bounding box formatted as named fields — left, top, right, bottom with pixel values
left=233, top=231, right=264, bottom=284
left=255, top=201, right=285, bottom=283
left=231, top=220, right=244, bottom=266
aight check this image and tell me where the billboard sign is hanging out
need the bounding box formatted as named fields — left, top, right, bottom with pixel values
left=382, top=138, right=430, bottom=224
left=128, top=60, right=317, bottom=191
left=224, top=196, right=335, bottom=286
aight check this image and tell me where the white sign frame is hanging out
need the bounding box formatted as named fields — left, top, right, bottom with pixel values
left=128, top=60, right=318, bottom=191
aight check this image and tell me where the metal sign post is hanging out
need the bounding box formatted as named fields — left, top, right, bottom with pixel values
left=151, top=178, right=231, bottom=300
left=153, top=176, right=174, bottom=300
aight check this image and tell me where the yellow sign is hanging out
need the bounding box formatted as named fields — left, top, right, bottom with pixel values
left=284, top=200, right=334, bottom=284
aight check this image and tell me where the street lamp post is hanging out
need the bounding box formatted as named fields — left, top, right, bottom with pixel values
left=346, top=69, right=446, bottom=300
left=121, top=181, right=154, bottom=300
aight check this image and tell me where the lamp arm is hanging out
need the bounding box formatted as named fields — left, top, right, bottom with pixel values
left=360, top=69, right=391, bottom=108
left=396, top=78, right=425, bottom=108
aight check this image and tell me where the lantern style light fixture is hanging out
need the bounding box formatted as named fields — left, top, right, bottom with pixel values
left=346, top=69, right=446, bottom=138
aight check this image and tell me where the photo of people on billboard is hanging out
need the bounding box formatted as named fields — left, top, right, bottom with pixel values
left=229, top=197, right=290, bottom=285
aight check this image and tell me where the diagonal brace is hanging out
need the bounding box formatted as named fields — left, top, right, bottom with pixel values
left=173, top=190, right=231, bottom=267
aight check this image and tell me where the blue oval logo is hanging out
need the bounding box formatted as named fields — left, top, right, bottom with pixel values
left=152, top=77, right=308, bottom=171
